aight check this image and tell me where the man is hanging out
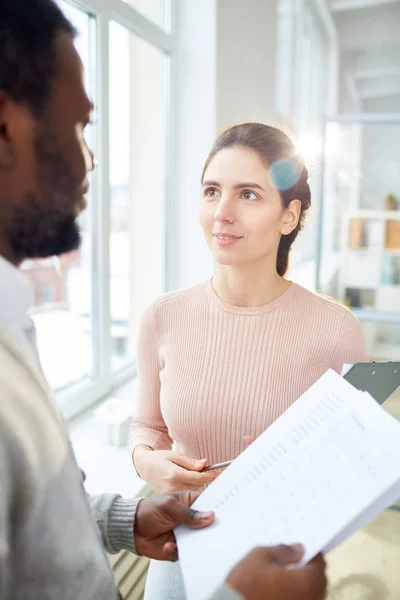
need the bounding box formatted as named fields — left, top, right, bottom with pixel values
left=0, top=1, right=327, bottom=598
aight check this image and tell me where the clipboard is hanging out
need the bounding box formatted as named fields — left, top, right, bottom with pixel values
left=343, top=361, right=400, bottom=405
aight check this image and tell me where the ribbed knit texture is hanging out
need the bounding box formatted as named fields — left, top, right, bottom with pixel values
left=128, top=280, right=368, bottom=465
left=90, top=494, right=139, bottom=554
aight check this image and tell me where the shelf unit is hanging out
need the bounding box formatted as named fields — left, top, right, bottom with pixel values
left=339, top=210, right=400, bottom=309
left=339, top=210, right=400, bottom=361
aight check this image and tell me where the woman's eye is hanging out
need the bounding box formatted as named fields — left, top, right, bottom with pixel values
left=242, top=191, right=258, bottom=201
left=205, top=188, right=220, bottom=198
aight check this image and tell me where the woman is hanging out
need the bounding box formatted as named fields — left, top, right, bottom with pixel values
left=129, top=123, right=368, bottom=599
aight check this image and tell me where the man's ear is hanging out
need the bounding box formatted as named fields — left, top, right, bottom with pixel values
left=0, top=93, right=18, bottom=171
left=280, top=199, right=301, bottom=235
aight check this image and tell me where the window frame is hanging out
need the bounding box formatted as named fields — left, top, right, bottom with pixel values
left=56, top=0, right=174, bottom=421
left=275, top=0, right=339, bottom=280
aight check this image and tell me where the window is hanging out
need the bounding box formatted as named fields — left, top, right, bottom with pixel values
left=277, top=0, right=330, bottom=135
left=276, top=0, right=335, bottom=274
left=23, top=3, right=97, bottom=393
left=20, top=0, right=173, bottom=419
left=122, top=0, right=169, bottom=31
left=109, top=22, right=168, bottom=372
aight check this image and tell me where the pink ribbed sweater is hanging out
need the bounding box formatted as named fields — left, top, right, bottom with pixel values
left=128, top=280, right=368, bottom=465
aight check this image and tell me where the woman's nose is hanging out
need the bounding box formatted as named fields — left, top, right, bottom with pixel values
left=214, top=198, right=235, bottom=224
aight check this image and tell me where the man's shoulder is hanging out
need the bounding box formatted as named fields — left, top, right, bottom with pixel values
left=0, top=330, right=67, bottom=479
left=0, top=328, right=52, bottom=408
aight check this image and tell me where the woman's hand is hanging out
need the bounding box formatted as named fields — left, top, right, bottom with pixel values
left=133, top=446, right=222, bottom=493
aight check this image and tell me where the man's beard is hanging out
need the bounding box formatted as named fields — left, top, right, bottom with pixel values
left=7, top=128, right=82, bottom=262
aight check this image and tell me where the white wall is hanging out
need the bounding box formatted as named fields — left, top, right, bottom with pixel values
left=360, top=125, right=400, bottom=209
left=216, top=0, right=278, bottom=131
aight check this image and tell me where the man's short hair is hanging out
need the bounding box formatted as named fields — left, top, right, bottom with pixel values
left=0, top=0, right=76, bottom=116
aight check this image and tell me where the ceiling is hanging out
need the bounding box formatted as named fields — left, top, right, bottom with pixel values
left=328, top=0, right=400, bottom=111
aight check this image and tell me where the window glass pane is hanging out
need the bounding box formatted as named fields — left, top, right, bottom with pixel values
left=122, top=0, right=168, bottom=31
left=22, top=3, right=97, bottom=392
left=109, top=22, right=167, bottom=372
left=278, top=0, right=330, bottom=275
left=321, top=122, right=400, bottom=285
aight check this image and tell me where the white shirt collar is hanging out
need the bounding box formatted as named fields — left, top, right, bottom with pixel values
left=0, top=256, right=33, bottom=330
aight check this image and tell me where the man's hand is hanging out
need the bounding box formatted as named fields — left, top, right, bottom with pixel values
left=134, top=491, right=214, bottom=561
left=226, top=545, right=327, bottom=600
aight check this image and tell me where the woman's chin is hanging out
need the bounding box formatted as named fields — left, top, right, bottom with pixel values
left=213, top=252, right=240, bottom=267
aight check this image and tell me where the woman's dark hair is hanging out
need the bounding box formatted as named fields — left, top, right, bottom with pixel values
left=201, top=123, right=311, bottom=277
left=0, top=0, right=76, bottom=117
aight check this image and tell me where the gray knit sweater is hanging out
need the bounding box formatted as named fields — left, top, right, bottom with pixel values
left=0, top=328, right=241, bottom=600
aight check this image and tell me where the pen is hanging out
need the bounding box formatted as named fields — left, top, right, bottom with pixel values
left=203, top=460, right=233, bottom=472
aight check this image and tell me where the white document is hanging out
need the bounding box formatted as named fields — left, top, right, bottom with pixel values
left=340, top=363, right=353, bottom=377
left=175, top=370, right=400, bottom=600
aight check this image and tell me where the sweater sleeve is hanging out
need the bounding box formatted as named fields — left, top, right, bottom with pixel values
left=330, top=309, right=369, bottom=373
left=89, top=493, right=140, bottom=554
left=128, top=303, right=173, bottom=456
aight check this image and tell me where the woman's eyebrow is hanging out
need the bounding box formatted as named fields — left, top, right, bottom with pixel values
left=233, top=183, right=265, bottom=192
left=202, top=180, right=265, bottom=192
left=202, top=180, right=219, bottom=187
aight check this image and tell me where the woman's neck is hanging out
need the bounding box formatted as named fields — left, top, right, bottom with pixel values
left=213, top=264, right=290, bottom=307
